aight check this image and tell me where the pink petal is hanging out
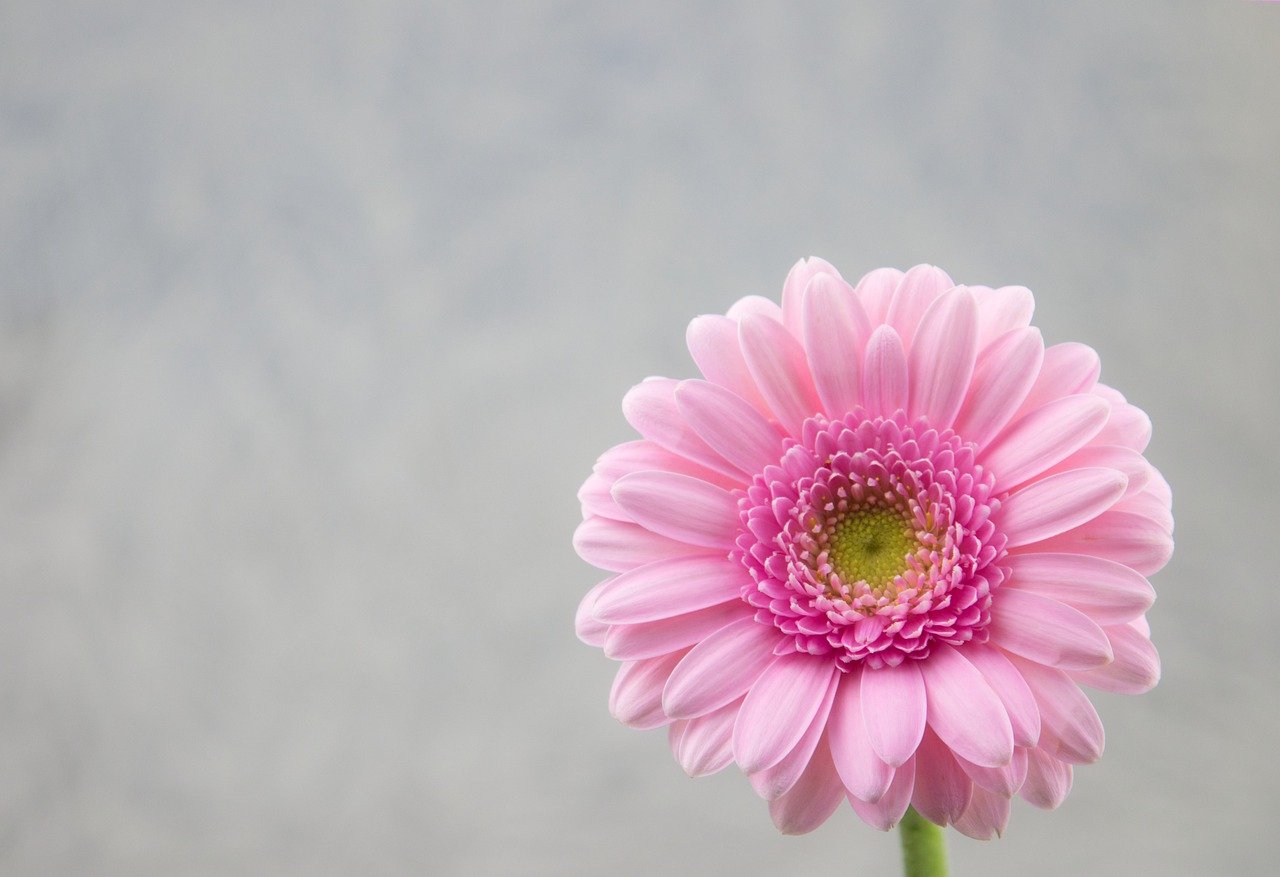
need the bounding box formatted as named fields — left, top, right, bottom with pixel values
left=734, top=654, right=839, bottom=775
left=1094, top=390, right=1153, bottom=451
left=663, top=616, right=781, bottom=719
left=1030, top=444, right=1152, bottom=497
left=609, top=650, right=689, bottom=729
left=675, top=379, right=785, bottom=475
left=574, top=517, right=713, bottom=573
left=999, top=467, right=1129, bottom=548
left=1114, top=484, right=1174, bottom=534
left=910, top=727, right=973, bottom=827
left=849, top=756, right=916, bottom=830
left=1016, top=342, right=1100, bottom=417
left=982, top=395, right=1111, bottom=491
left=1145, top=465, right=1172, bottom=509
left=955, top=749, right=1023, bottom=798
left=803, top=273, right=872, bottom=419
left=622, top=378, right=745, bottom=479
left=859, top=661, right=927, bottom=768
left=749, top=668, right=840, bottom=801
left=1070, top=623, right=1161, bottom=694
left=1010, top=656, right=1105, bottom=764
left=739, top=314, right=824, bottom=435
left=1015, top=509, right=1174, bottom=576
left=829, top=669, right=895, bottom=803
left=1020, top=748, right=1073, bottom=809
left=611, top=471, right=740, bottom=549
left=592, top=439, right=741, bottom=491
left=952, top=327, right=1045, bottom=449
left=989, top=589, right=1113, bottom=671
left=593, top=556, right=747, bottom=624
left=686, top=315, right=771, bottom=417
left=920, top=645, right=1014, bottom=768
left=886, top=264, right=954, bottom=348
left=953, top=785, right=1011, bottom=840
left=575, top=578, right=613, bottom=647
left=781, top=256, right=843, bottom=338
left=972, top=284, right=1035, bottom=349
left=907, top=287, right=979, bottom=429
left=768, top=734, right=846, bottom=835
left=862, top=325, right=909, bottom=417
left=854, top=267, right=905, bottom=325
left=578, top=471, right=629, bottom=521
left=959, top=645, right=1041, bottom=748
left=603, top=601, right=750, bottom=661
left=726, top=295, right=783, bottom=323
left=673, top=698, right=741, bottom=776
left=1003, top=553, right=1155, bottom=626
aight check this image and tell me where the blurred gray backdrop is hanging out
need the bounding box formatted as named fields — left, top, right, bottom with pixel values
left=2, top=1, right=1278, bottom=874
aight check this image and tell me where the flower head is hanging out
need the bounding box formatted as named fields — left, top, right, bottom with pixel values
left=574, top=260, right=1171, bottom=839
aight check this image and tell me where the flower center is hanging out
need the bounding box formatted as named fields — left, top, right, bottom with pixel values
left=732, top=411, right=1008, bottom=669
left=825, top=507, right=918, bottom=597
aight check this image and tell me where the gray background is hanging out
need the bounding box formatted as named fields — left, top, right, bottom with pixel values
left=1, top=1, right=1277, bottom=874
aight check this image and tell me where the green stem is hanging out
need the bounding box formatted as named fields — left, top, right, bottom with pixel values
left=898, top=807, right=948, bottom=877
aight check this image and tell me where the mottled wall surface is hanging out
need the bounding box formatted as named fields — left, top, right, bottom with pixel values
left=1, top=2, right=1277, bottom=874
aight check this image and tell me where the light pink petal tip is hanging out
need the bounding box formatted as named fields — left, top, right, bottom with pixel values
left=609, top=650, right=687, bottom=729
left=982, top=394, right=1110, bottom=490
left=886, top=264, right=954, bottom=348
left=829, top=670, right=895, bottom=803
left=621, top=378, right=744, bottom=480
left=862, top=324, right=909, bottom=415
left=768, top=734, right=846, bottom=835
left=739, top=313, right=823, bottom=435
left=859, top=662, right=927, bottom=768
left=953, top=327, right=1044, bottom=448
left=1011, top=656, right=1105, bottom=764
left=603, top=601, right=748, bottom=661
left=853, top=267, right=905, bottom=325
left=612, top=471, right=740, bottom=549
left=972, top=284, right=1035, bottom=349
left=592, top=556, right=745, bottom=625
left=748, top=669, right=840, bottom=801
left=907, top=287, right=978, bottom=428
left=662, top=617, right=780, bottom=720
left=671, top=699, right=741, bottom=777
left=921, top=646, right=1014, bottom=768
left=999, top=467, right=1129, bottom=548
left=675, top=380, right=785, bottom=475
left=686, top=315, right=770, bottom=416
left=989, top=589, right=1113, bottom=671
left=803, top=273, right=872, bottom=418
left=910, top=727, right=973, bottom=827
left=954, top=785, right=1012, bottom=840
left=573, top=516, right=711, bottom=573
left=780, top=256, right=843, bottom=338
left=734, top=654, right=838, bottom=776
left=849, top=757, right=916, bottom=831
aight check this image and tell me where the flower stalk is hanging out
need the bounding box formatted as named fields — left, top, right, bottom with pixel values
left=899, top=807, right=947, bottom=877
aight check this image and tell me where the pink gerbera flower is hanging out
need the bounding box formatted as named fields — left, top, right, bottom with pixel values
left=574, top=260, right=1172, bottom=839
